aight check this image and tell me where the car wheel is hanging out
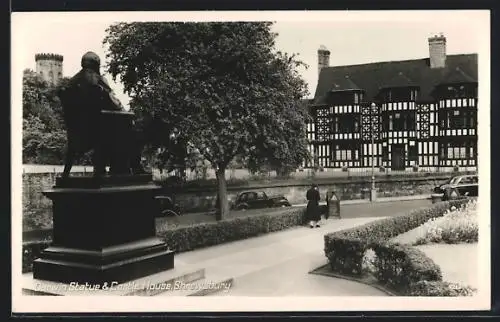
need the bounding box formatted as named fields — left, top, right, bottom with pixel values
left=162, top=209, right=180, bottom=217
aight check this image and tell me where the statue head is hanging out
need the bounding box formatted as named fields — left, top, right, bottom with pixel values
left=81, top=51, right=101, bottom=72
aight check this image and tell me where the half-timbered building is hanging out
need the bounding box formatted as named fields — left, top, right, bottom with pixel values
left=304, top=34, right=478, bottom=172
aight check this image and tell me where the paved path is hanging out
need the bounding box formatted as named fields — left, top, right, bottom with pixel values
left=174, top=217, right=387, bottom=296
left=167, top=200, right=426, bottom=296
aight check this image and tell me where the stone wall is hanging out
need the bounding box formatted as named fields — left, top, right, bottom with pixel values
left=169, top=176, right=451, bottom=212
left=21, top=171, right=455, bottom=230
left=22, top=172, right=88, bottom=231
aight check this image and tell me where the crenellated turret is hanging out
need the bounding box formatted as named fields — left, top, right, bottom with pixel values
left=35, top=52, right=64, bottom=86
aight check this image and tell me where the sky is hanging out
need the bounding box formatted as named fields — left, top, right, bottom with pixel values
left=12, top=11, right=488, bottom=109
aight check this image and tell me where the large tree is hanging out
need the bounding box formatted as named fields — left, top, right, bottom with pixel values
left=103, top=22, right=310, bottom=220
left=22, top=70, right=69, bottom=164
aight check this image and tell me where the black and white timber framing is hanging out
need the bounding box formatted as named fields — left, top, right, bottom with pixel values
left=304, top=35, right=478, bottom=172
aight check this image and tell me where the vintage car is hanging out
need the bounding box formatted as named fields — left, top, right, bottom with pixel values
left=433, top=174, right=478, bottom=201
left=155, top=195, right=182, bottom=217
left=231, top=191, right=291, bottom=210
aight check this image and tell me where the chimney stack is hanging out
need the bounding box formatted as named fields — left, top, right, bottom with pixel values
left=318, top=45, right=330, bottom=79
left=428, top=33, right=447, bottom=69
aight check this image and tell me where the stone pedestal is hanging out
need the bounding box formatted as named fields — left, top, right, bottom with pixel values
left=32, top=174, right=174, bottom=285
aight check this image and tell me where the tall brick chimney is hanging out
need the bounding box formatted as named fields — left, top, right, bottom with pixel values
left=428, top=33, right=446, bottom=69
left=318, top=45, right=330, bottom=78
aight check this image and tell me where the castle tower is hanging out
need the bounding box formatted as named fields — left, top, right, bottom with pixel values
left=428, top=33, right=446, bottom=69
left=317, top=45, right=330, bottom=79
left=35, top=53, right=64, bottom=86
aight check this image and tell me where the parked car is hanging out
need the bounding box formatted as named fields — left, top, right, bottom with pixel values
left=155, top=195, right=182, bottom=217
left=433, top=174, right=478, bottom=201
left=231, top=191, right=291, bottom=210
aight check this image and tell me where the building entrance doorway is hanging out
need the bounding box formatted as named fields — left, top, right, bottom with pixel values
left=391, top=144, right=406, bottom=171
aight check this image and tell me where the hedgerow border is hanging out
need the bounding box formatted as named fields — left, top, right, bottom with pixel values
left=322, top=198, right=477, bottom=296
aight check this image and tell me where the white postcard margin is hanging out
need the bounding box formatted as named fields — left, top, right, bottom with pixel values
left=11, top=10, right=491, bottom=313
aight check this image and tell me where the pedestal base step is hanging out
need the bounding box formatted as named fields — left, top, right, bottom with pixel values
left=33, top=238, right=174, bottom=285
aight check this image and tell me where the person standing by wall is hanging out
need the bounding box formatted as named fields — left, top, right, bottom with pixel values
left=306, top=184, right=321, bottom=228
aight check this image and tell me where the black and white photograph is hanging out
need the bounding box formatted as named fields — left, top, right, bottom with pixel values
left=12, top=10, right=490, bottom=313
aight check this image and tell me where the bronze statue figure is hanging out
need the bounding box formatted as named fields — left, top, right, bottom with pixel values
left=58, top=51, right=148, bottom=178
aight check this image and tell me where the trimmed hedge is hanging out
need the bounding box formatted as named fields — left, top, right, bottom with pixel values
left=324, top=198, right=473, bottom=296
left=159, top=207, right=307, bottom=253
left=372, top=243, right=442, bottom=293
left=22, top=207, right=308, bottom=273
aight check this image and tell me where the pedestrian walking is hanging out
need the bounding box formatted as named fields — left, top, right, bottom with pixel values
left=306, top=183, right=321, bottom=228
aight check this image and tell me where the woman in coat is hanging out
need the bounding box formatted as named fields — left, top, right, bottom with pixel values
left=306, top=184, right=321, bottom=228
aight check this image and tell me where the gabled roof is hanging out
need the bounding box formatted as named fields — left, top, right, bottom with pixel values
left=313, top=53, right=478, bottom=105
left=380, top=72, right=418, bottom=90
left=439, top=66, right=477, bottom=86
left=330, top=75, right=362, bottom=92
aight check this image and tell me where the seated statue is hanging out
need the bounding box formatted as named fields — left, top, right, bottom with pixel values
left=58, top=51, right=149, bottom=178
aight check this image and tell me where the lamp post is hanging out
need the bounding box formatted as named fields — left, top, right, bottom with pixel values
left=370, top=102, right=377, bottom=202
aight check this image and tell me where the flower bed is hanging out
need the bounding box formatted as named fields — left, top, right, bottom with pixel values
left=324, top=198, right=475, bottom=296
left=22, top=207, right=308, bottom=273
left=413, top=200, right=478, bottom=245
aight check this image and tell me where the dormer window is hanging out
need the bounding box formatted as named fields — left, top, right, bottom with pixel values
left=354, top=93, right=359, bottom=104
left=410, top=89, right=418, bottom=101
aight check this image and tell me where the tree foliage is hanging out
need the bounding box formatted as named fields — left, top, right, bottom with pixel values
left=103, top=22, right=310, bottom=219
left=22, top=70, right=91, bottom=165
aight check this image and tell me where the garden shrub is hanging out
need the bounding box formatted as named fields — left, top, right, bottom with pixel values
left=160, top=207, right=307, bottom=253
left=372, top=242, right=442, bottom=293
left=408, top=281, right=477, bottom=297
left=324, top=198, right=473, bottom=296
